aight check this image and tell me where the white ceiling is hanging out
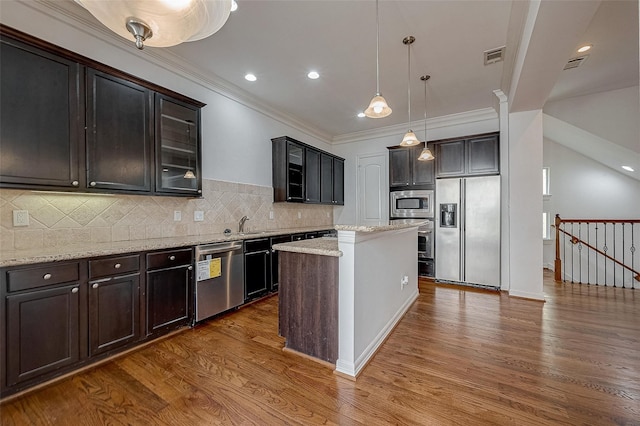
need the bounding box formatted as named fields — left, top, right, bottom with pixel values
left=52, top=0, right=640, bottom=140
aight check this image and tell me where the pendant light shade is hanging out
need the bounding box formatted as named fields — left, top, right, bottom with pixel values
left=364, top=0, right=392, bottom=118
left=75, top=0, right=232, bottom=50
left=418, top=74, right=435, bottom=161
left=183, top=170, right=196, bottom=179
left=400, top=36, right=417, bottom=146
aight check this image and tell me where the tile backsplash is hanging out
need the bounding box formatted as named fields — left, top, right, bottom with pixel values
left=0, top=179, right=333, bottom=251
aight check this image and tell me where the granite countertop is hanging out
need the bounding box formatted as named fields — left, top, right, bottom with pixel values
left=272, top=237, right=341, bottom=257
left=0, top=226, right=334, bottom=268
left=334, top=222, right=426, bottom=232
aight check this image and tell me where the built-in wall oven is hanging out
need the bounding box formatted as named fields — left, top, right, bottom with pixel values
left=390, top=218, right=434, bottom=278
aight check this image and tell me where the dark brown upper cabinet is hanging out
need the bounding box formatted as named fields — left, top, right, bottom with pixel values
left=0, top=34, right=83, bottom=189
left=155, top=94, right=202, bottom=196
left=305, top=148, right=321, bottom=203
left=388, top=143, right=435, bottom=189
left=272, top=136, right=344, bottom=205
left=0, top=26, right=204, bottom=197
left=434, top=132, right=499, bottom=178
left=86, top=69, right=153, bottom=192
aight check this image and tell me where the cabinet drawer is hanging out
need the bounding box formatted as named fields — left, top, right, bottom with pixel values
left=244, top=238, right=270, bottom=253
left=89, top=254, right=140, bottom=279
left=6, top=262, right=80, bottom=292
left=147, top=248, right=192, bottom=270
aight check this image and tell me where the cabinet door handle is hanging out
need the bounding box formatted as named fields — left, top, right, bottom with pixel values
left=71, top=287, right=79, bottom=294
left=272, top=249, right=276, bottom=253
left=264, top=250, right=270, bottom=255
left=92, top=283, right=99, bottom=289
left=169, top=255, right=176, bottom=261
left=43, top=273, right=52, bottom=280
left=188, top=265, right=193, bottom=271
left=71, top=181, right=79, bottom=187
left=89, top=181, right=97, bottom=187
left=114, top=263, right=121, bottom=269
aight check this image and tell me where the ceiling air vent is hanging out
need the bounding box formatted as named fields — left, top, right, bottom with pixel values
left=564, top=55, right=589, bottom=70
left=484, top=46, right=505, bottom=65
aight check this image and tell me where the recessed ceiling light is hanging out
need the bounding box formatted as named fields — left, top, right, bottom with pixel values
left=622, top=165, right=635, bottom=172
left=307, top=71, right=320, bottom=80
left=577, top=44, right=592, bottom=53
left=244, top=73, right=257, bottom=82
left=231, top=0, right=238, bottom=12
left=357, top=112, right=366, bottom=118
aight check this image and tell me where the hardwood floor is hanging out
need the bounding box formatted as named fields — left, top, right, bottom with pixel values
left=2, top=270, right=639, bottom=425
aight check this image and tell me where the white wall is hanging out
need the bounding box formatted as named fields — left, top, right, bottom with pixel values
left=1, top=1, right=332, bottom=188
left=544, top=86, right=640, bottom=153
left=508, top=110, right=544, bottom=300
left=542, top=138, right=640, bottom=269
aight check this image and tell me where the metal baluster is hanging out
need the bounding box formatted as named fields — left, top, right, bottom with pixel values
left=631, top=223, right=636, bottom=290
left=603, top=223, right=608, bottom=286
left=587, top=224, right=590, bottom=284
left=613, top=222, right=617, bottom=287
left=571, top=222, right=575, bottom=283
left=563, top=221, right=566, bottom=282
left=595, top=223, right=599, bottom=285
left=622, top=222, right=625, bottom=288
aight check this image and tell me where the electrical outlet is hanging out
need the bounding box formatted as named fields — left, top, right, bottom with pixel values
left=13, top=210, right=29, bottom=227
left=174, top=211, right=182, bottom=221
left=400, top=275, right=409, bottom=289
left=297, top=211, right=302, bottom=219
left=194, top=211, right=204, bottom=222
left=269, top=211, right=274, bottom=220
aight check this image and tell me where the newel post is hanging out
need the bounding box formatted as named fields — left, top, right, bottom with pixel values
left=554, top=214, right=562, bottom=282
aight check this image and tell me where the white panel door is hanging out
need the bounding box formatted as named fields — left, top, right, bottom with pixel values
left=357, top=154, right=388, bottom=226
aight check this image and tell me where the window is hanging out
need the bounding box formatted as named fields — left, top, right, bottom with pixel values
left=542, top=167, right=550, bottom=196
left=543, top=212, right=551, bottom=240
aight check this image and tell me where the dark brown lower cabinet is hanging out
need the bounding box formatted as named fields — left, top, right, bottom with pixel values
left=146, top=248, right=193, bottom=336
left=89, top=273, right=140, bottom=357
left=278, top=251, right=338, bottom=363
left=6, top=282, right=81, bottom=387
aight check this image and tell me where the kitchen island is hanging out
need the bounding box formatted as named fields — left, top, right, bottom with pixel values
left=273, top=223, right=420, bottom=378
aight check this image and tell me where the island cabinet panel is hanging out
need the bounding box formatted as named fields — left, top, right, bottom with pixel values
left=0, top=34, right=82, bottom=189
left=278, top=251, right=338, bottom=364
left=86, top=69, right=153, bottom=192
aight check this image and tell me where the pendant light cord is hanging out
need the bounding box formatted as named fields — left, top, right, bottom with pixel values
left=423, top=77, right=427, bottom=141
left=375, top=0, right=380, bottom=94
left=407, top=41, right=411, bottom=129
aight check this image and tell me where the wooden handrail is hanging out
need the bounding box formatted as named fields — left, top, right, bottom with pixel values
left=557, top=218, right=640, bottom=224
left=554, top=214, right=639, bottom=283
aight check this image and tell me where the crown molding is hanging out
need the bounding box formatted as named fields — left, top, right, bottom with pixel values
left=332, top=107, right=498, bottom=145
left=25, top=0, right=333, bottom=144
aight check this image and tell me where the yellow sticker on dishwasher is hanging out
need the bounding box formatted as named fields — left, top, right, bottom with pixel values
left=209, top=257, right=221, bottom=278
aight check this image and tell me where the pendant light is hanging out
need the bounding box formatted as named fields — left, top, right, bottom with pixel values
left=400, top=36, right=419, bottom=146
left=75, top=0, right=232, bottom=50
left=417, top=75, right=435, bottom=161
left=364, top=0, right=392, bottom=118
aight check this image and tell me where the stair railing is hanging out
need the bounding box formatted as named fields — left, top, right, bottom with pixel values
left=554, top=215, right=639, bottom=288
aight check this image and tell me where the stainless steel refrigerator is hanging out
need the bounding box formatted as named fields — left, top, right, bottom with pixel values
left=435, top=176, right=500, bottom=288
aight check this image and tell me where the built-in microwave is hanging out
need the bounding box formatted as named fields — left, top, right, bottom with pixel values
left=390, top=189, right=434, bottom=218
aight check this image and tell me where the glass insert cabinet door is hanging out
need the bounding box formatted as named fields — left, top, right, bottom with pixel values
left=156, top=95, right=201, bottom=194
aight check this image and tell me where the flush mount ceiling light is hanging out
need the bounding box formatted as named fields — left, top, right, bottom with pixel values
left=364, top=0, right=392, bottom=118
left=577, top=44, right=592, bottom=53
left=357, top=112, right=366, bottom=118
left=245, top=73, right=257, bottom=82
left=307, top=71, right=320, bottom=80
left=75, top=0, right=232, bottom=50
left=622, top=165, right=635, bottom=172
left=417, top=75, right=434, bottom=161
left=400, top=36, right=419, bottom=147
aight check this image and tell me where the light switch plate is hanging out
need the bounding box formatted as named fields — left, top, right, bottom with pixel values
left=13, top=210, right=29, bottom=227
left=269, top=211, right=274, bottom=220
left=174, top=211, right=182, bottom=221
left=194, top=211, right=204, bottom=222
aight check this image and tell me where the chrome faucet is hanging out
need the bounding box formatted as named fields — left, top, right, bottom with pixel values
left=238, top=215, right=249, bottom=233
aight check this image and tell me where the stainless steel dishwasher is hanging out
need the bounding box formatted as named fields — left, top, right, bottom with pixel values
left=194, top=241, right=244, bottom=322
